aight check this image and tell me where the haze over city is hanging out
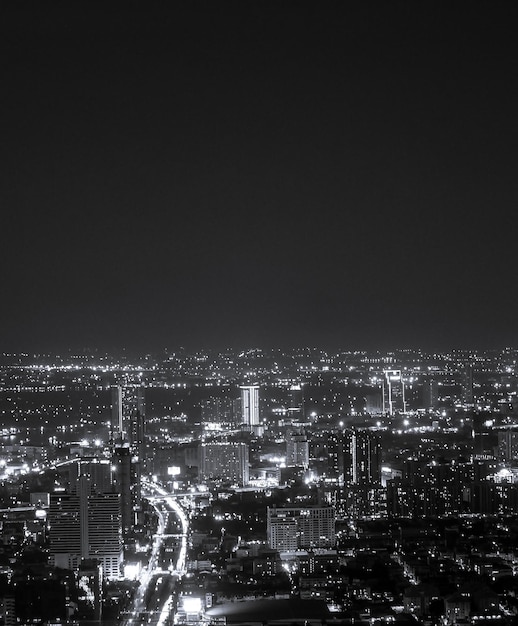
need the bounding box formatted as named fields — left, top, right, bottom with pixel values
left=2, top=2, right=517, bottom=353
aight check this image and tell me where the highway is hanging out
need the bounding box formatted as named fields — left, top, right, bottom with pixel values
left=122, top=482, right=189, bottom=626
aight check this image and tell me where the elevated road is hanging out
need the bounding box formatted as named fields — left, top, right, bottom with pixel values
left=121, top=482, right=189, bottom=626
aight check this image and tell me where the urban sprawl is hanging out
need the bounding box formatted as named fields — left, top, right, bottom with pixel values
left=0, top=347, right=517, bottom=626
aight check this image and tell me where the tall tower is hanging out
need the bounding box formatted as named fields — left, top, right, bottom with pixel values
left=240, top=385, right=260, bottom=428
left=349, top=429, right=382, bottom=486
left=111, top=384, right=146, bottom=462
left=340, top=428, right=382, bottom=518
left=461, top=360, right=474, bottom=408
left=112, top=443, right=134, bottom=536
left=111, top=384, right=146, bottom=534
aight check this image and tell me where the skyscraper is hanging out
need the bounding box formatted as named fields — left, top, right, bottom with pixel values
left=461, top=360, right=474, bottom=407
left=48, top=477, right=122, bottom=579
left=111, top=384, right=146, bottom=463
left=349, top=428, right=382, bottom=486
left=240, top=385, right=260, bottom=428
left=112, top=443, right=135, bottom=537
left=111, top=384, right=146, bottom=535
left=339, top=428, right=382, bottom=518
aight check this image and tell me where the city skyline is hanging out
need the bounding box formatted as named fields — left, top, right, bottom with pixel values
left=0, top=335, right=517, bottom=623
left=2, top=3, right=517, bottom=354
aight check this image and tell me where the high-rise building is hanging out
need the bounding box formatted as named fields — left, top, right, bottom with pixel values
left=461, top=361, right=474, bottom=407
left=48, top=476, right=122, bottom=579
left=472, top=413, right=497, bottom=459
left=267, top=506, right=335, bottom=551
left=498, top=428, right=518, bottom=462
left=337, top=428, right=382, bottom=518
left=199, top=442, right=249, bottom=486
left=240, top=385, right=259, bottom=427
left=111, top=384, right=146, bottom=467
left=286, top=427, right=309, bottom=469
left=421, top=377, right=439, bottom=410
left=112, top=443, right=136, bottom=536
left=88, top=493, right=123, bottom=578
left=266, top=515, right=298, bottom=552
left=287, top=384, right=304, bottom=421
left=382, top=370, right=406, bottom=414
left=349, top=428, right=382, bottom=486
left=48, top=494, right=82, bottom=571
left=111, top=384, right=146, bottom=536
left=331, top=428, right=382, bottom=486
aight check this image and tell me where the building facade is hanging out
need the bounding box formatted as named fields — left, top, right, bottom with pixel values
left=200, top=442, right=249, bottom=486
left=240, top=385, right=260, bottom=427
left=48, top=477, right=122, bottom=579
left=267, top=506, right=335, bottom=550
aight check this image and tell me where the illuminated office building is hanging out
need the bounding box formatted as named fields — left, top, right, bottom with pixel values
left=200, top=442, right=249, bottom=486
left=48, top=477, right=122, bottom=579
left=267, top=506, right=335, bottom=550
left=349, top=428, right=382, bottom=486
left=240, top=385, right=260, bottom=427
left=336, top=428, right=382, bottom=518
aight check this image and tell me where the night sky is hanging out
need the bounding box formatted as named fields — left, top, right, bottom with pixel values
left=2, top=2, right=517, bottom=353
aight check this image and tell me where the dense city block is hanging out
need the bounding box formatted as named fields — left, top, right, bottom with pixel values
left=0, top=347, right=517, bottom=626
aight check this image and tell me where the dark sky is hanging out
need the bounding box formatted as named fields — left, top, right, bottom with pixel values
left=1, top=2, right=517, bottom=354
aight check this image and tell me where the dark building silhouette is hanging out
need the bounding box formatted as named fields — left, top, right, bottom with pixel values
left=111, top=384, right=146, bottom=537
left=332, top=428, right=382, bottom=518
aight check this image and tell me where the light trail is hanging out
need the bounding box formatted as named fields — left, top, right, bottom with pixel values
left=143, top=481, right=188, bottom=575
left=142, top=481, right=190, bottom=625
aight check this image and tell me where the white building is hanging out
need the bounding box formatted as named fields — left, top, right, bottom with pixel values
left=240, top=385, right=260, bottom=427
left=382, top=369, right=406, bottom=415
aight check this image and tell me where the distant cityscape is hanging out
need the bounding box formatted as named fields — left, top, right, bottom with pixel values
left=1, top=346, right=518, bottom=626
